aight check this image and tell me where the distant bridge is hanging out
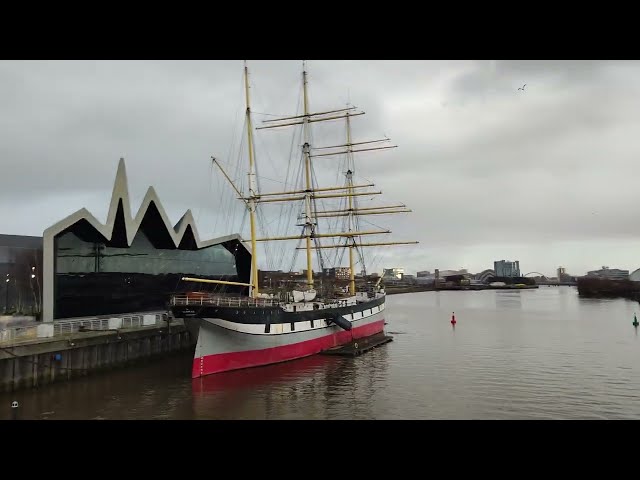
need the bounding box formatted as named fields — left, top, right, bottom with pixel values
left=523, top=272, right=576, bottom=286
left=524, top=272, right=548, bottom=280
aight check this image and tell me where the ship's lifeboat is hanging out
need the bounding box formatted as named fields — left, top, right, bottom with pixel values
left=292, top=289, right=317, bottom=302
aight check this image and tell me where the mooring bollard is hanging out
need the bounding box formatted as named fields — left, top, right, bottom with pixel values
left=11, top=401, right=19, bottom=420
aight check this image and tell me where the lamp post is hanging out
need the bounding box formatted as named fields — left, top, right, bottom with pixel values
left=30, top=266, right=38, bottom=316
left=5, top=274, right=9, bottom=314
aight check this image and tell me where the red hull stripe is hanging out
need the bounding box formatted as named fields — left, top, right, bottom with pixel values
left=192, top=319, right=385, bottom=378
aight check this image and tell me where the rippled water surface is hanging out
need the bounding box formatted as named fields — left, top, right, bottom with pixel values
left=2, top=287, right=640, bottom=419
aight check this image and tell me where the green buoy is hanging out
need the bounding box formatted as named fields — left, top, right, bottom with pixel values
left=634, top=313, right=639, bottom=328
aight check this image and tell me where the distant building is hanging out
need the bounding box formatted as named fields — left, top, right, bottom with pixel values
left=42, top=159, right=250, bottom=321
left=383, top=268, right=404, bottom=279
left=494, top=260, right=520, bottom=278
left=630, top=268, right=640, bottom=282
left=586, top=266, right=629, bottom=280
left=337, top=267, right=351, bottom=280
left=557, top=266, right=575, bottom=283
left=323, top=267, right=351, bottom=280
left=436, top=269, right=467, bottom=277
left=416, top=270, right=431, bottom=278
left=259, top=270, right=307, bottom=288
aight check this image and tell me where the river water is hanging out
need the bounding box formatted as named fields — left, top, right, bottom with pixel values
left=2, top=286, right=640, bottom=420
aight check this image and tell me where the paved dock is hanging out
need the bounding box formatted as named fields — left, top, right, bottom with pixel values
left=0, top=313, right=194, bottom=392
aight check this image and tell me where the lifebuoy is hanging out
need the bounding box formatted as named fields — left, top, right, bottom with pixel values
left=354, top=342, right=359, bottom=349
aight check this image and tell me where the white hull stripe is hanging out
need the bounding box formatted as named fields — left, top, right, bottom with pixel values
left=202, top=302, right=385, bottom=335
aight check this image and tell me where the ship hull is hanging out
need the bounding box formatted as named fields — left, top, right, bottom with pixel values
left=173, top=297, right=386, bottom=378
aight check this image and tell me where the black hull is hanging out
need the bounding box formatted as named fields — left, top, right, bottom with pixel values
left=171, top=295, right=385, bottom=325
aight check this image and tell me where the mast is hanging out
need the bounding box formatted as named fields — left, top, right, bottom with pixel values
left=186, top=61, right=419, bottom=297
left=244, top=61, right=259, bottom=298
left=249, top=60, right=418, bottom=296
left=346, top=111, right=356, bottom=295
left=302, top=61, right=314, bottom=289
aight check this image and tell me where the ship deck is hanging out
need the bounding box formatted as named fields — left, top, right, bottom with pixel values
left=170, top=292, right=372, bottom=309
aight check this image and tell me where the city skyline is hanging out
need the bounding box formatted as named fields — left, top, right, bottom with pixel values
left=286, top=263, right=625, bottom=279
left=2, top=60, right=640, bottom=276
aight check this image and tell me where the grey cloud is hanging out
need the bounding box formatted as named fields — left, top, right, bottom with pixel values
left=2, top=60, right=640, bottom=276
left=449, top=60, right=608, bottom=98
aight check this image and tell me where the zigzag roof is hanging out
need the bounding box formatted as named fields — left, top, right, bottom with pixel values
left=43, top=158, right=249, bottom=252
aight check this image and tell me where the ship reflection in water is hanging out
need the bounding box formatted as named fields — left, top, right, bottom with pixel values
left=191, top=348, right=390, bottom=420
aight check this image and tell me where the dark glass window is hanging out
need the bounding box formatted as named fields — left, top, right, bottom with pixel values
left=53, top=231, right=247, bottom=319
left=56, top=231, right=237, bottom=276
left=0, top=236, right=43, bottom=316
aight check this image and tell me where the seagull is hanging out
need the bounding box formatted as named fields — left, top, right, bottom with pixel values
left=518, top=84, right=527, bottom=91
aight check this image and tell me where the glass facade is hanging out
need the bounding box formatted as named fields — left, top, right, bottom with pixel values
left=494, top=260, right=521, bottom=278
left=0, top=235, right=43, bottom=316
left=54, top=229, right=250, bottom=319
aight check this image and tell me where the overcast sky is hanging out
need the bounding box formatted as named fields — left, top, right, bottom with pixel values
left=1, top=60, right=640, bottom=277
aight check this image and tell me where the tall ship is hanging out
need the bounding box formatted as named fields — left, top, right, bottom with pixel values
left=170, top=61, right=417, bottom=378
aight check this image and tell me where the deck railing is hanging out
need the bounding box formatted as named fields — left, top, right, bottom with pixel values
left=171, top=294, right=280, bottom=308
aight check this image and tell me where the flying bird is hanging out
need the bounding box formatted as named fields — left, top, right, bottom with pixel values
left=518, top=84, right=527, bottom=91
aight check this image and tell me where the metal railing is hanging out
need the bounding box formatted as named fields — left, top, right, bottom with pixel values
left=1, top=312, right=169, bottom=345
left=54, top=312, right=168, bottom=335
left=54, top=318, right=110, bottom=335
left=171, top=294, right=280, bottom=308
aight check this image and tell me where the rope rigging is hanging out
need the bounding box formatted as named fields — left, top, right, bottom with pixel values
left=192, top=62, right=412, bottom=298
